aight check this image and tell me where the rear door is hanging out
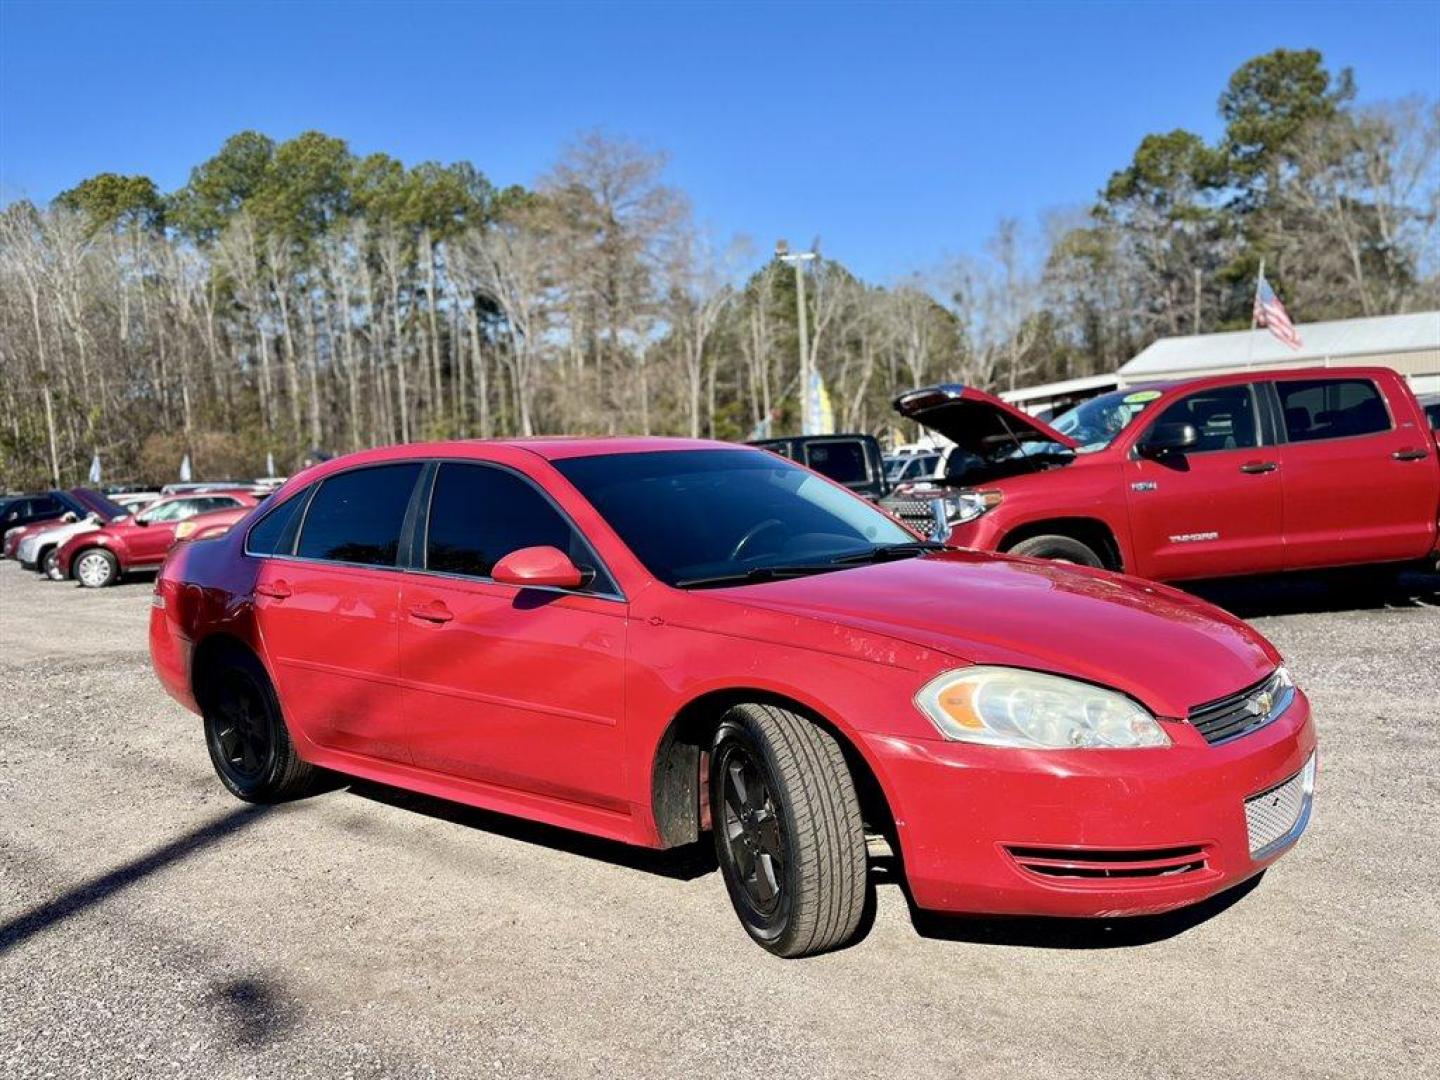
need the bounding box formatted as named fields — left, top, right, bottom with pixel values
left=129, top=498, right=202, bottom=564
left=398, top=460, right=628, bottom=813
left=1123, top=382, right=1285, bottom=580
left=253, top=462, right=422, bottom=762
left=1270, top=375, right=1438, bottom=568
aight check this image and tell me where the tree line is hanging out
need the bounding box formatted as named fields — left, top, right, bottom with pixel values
left=1, top=48, right=1435, bottom=488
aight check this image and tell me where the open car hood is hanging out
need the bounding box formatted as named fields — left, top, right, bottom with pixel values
left=893, top=384, right=1077, bottom=455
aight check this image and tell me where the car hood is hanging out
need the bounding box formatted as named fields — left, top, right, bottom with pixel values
left=893, top=384, right=1077, bottom=455
left=718, top=551, right=1278, bottom=718
left=20, top=520, right=99, bottom=552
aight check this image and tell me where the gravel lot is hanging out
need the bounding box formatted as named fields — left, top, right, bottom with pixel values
left=2, top=559, right=1438, bottom=1080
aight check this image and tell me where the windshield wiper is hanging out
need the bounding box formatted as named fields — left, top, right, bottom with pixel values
left=673, top=563, right=852, bottom=589
left=827, top=541, right=947, bottom=565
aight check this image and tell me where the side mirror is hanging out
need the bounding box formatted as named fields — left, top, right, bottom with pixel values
left=928, top=498, right=953, bottom=545
left=1139, top=422, right=1198, bottom=458
left=491, top=545, right=586, bottom=589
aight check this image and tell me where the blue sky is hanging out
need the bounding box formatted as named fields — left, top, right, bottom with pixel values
left=2, top=1, right=1436, bottom=280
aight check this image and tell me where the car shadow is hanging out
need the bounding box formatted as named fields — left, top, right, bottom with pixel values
left=1183, top=565, right=1440, bottom=618
left=343, top=779, right=719, bottom=882
left=337, top=785, right=1260, bottom=951
left=873, top=856, right=1265, bottom=949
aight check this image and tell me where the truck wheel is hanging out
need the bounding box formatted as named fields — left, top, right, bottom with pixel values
left=1007, top=534, right=1104, bottom=568
left=201, top=647, right=319, bottom=803
left=74, top=548, right=119, bottom=588
left=709, top=703, right=869, bottom=958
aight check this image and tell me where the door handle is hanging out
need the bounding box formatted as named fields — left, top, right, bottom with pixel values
left=1392, top=448, right=1429, bottom=461
left=1239, top=461, right=1278, bottom=474
left=409, top=601, right=454, bottom=625
left=256, top=580, right=292, bottom=600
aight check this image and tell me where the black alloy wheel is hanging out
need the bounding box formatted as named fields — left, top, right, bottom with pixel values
left=200, top=648, right=319, bottom=802
left=709, top=703, right=870, bottom=958
left=210, top=673, right=272, bottom=783
left=717, top=743, right=789, bottom=920
left=208, top=668, right=275, bottom=788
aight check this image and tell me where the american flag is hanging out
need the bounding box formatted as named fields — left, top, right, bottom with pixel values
left=1252, top=270, right=1302, bottom=350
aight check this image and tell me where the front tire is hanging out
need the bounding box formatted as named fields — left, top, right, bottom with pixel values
left=709, top=704, right=869, bottom=958
left=1006, top=534, right=1104, bottom=568
left=201, top=647, right=319, bottom=802
left=74, top=548, right=119, bottom=588
left=43, top=548, right=63, bottom=580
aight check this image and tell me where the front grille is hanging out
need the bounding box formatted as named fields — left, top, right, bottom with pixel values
left=1005, top=844, right=1208, bottom=881
left=1188, top=668, right=1295, bottom=745
left=882, top=496, right=939, bottom=532
left=1245, top=754, right=1316, bottom=859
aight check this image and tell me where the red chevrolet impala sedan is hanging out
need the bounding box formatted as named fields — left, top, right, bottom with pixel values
left=150, top=439, right=1317, bottom=957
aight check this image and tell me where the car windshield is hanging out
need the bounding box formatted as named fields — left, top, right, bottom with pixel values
left=554, top=449, right=920, bottom=588
left=71, top=489, right=131, bottom=521
left=1048, top=389, right=1164, bottom=453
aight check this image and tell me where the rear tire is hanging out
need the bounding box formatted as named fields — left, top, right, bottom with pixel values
left=709, top=703, right=869, bottom=958
left=74, top=548, right=119, bottom=588
left=1006, top=534, right=1104, bottom=568
left=200, top=647, right=319, bottom=803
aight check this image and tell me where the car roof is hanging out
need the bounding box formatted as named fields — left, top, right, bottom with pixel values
left=1128, top=366, right=1401, bottom=394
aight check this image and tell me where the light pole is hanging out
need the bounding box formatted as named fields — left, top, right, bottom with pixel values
left=776, top=240, right=817, bottom=434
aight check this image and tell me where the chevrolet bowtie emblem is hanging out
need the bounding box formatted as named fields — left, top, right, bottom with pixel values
left=1246, top=691, right=1274, bottom=717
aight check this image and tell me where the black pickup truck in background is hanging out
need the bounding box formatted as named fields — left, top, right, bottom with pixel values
left=748, top=434, right=891, bottom=502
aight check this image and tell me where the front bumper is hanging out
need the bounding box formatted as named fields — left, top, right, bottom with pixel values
left=872, top=691, right=1317, bottom=917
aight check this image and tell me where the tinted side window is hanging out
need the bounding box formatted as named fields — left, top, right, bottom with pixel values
left=246, top=489, right=309, bottom=556
left=31, top=496, right=61, bottom=515
left=1277, top=379, right=1391, bottom=442
left=1150, top=385, right=1259, bottom=453
left=188, top=496, right=240, bottom=514
left=805, top=441, right=868, bottom=484
left=426, top=463, right=610, bottom=590
left=298, top=464, right=421, bottom=567
left=142, top=499, right=191, bottom=523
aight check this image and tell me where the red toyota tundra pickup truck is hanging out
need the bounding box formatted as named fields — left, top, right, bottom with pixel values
left=884, top=366, right=1440, bottom=582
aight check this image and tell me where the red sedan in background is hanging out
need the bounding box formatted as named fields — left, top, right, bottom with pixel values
left=173, top=504, right=256, bottom=545
left=59, top=489, right=261, bottom=588
left=151, top=439, right=1316, bottom=957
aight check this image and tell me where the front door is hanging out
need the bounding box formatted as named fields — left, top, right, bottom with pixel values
left=253, top=462, right=421, bottom=762
left=398, top=461, right=628, bottom=812
left=1123, top=383, right=1285, bottom=580
left=128, top=497, right=202, bottom=564
left=1270, top=376, right=1440, bottom=569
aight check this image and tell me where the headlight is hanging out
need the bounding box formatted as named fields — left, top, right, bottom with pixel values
left=915, top=665, right=1170, bottom=749
left=948, top=489, right=1002, bottom=524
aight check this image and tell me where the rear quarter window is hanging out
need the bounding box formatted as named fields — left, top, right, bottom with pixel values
left=245, top=488, right=310, bottom=556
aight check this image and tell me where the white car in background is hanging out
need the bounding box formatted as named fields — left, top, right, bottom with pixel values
left=112, top=491, right=161, bottom=513
left=18, top=492, right=134, bottom=578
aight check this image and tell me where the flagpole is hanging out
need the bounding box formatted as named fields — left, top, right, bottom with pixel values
left=1246, top=260, right=1264, bottom=371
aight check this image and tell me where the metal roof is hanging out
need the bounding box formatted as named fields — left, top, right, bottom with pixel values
left=1120, top=311, right=1440, bottom=377
left=1001, top=373, right=1120, bottom=404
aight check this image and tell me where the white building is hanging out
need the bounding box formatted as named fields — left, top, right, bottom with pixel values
left=1000, top=310, right=1440, bottom=418
left=1118, top=310, right=1440, bottom=395
left=1000, top=373, right=1120, bottom=419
